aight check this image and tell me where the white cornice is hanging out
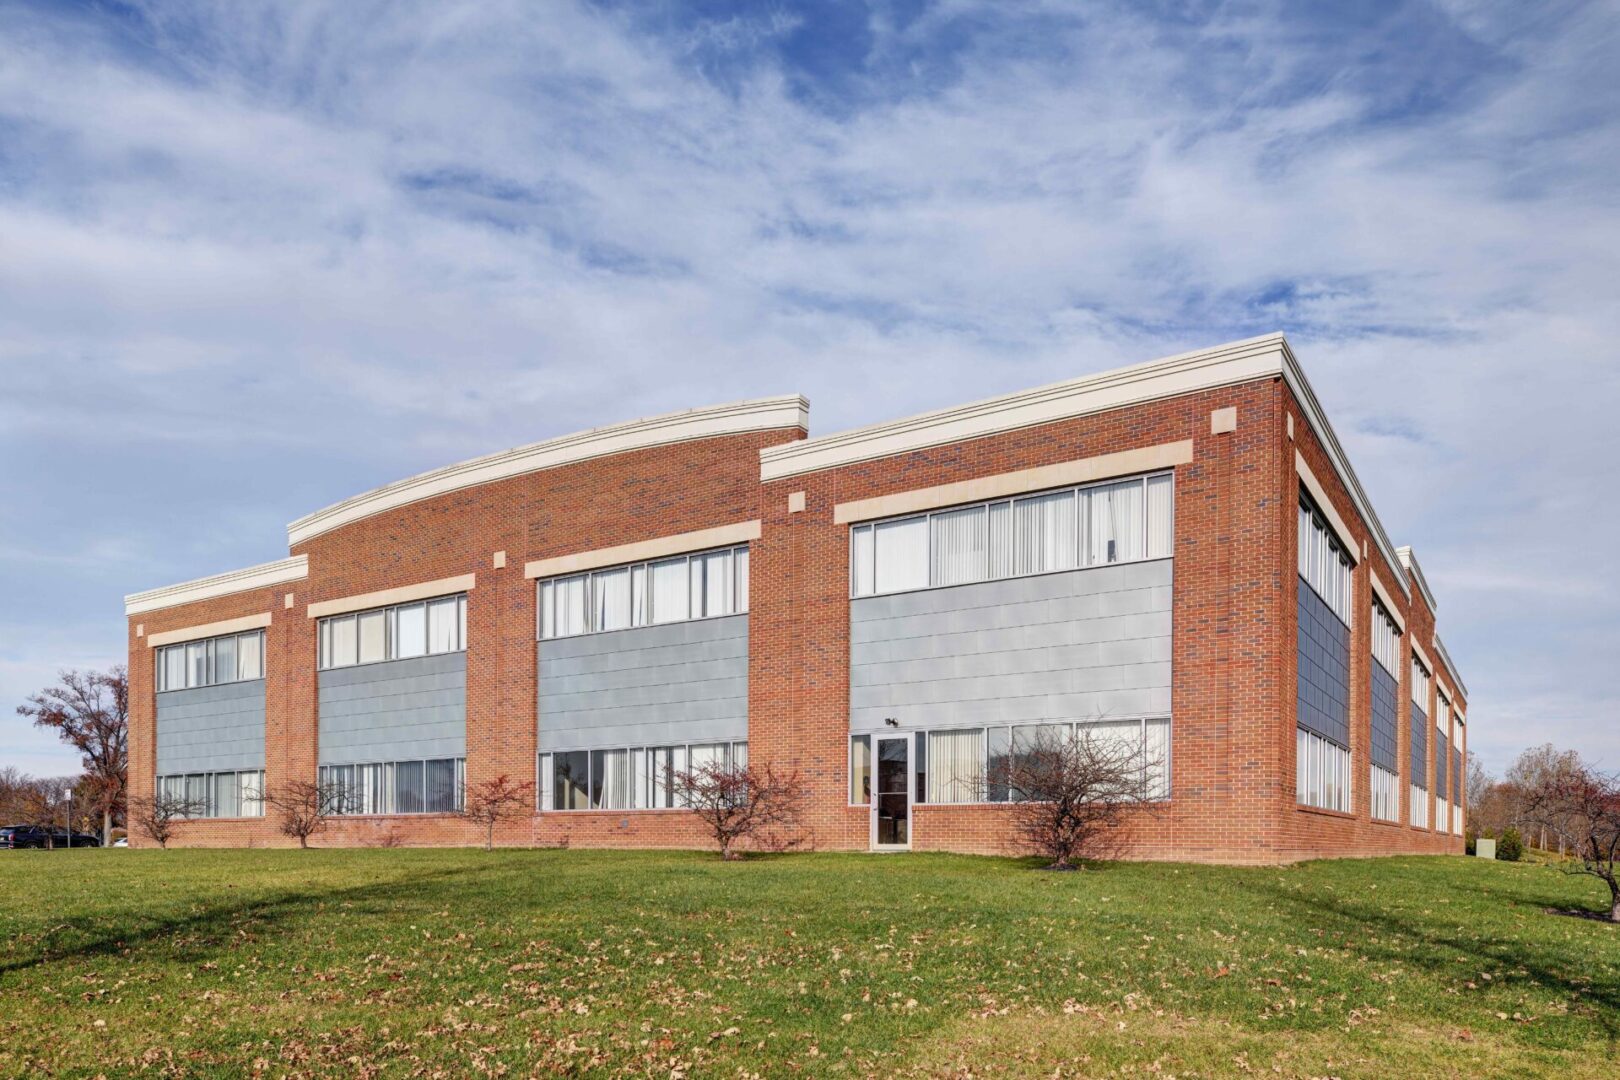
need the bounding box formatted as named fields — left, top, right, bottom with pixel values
left=125, top=556, right=308, bottom=616
left=760, top=334, right=1285, bottom=482
left=758, top=333, right=1408, bottom=598
left=1434, top=633, right=1467, bottom=700
left=288, top=395, right=808, bottom=548
left=1397, top=546, right=1437, bottom=614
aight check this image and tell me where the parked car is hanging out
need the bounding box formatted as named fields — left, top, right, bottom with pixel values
left=0, top=825, right=101, bottom=848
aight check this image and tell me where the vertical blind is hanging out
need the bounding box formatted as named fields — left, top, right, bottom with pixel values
left=851, top=471, right=1173, bottom=598
left=540, top=545, right=749, bottom=639
left=1298, top=497, right=1354, bottom=626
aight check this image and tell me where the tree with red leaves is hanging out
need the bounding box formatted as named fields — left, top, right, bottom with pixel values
left=17, top=666, right=128, bottom=845
left=459, top=774, right=534, bottom=850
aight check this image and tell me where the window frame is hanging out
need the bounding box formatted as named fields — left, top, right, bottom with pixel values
left=154, top=630, right=268, bottom=693
left=317, top=757, right=466, bottom=815
left=537, top=739, right=749, bottom=811
left=848, top=471, right=1175, bottom=600
left=316, top=593, right=469, bottom=671
left=536, top=544, right=750, bottom=641
left=154, top=768, right=266, bottom=819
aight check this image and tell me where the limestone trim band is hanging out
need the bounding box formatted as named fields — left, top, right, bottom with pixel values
left=307, top=574, right=477, bottom=619
left=525, top=521, right=762, bottom=580
left=146, top=612, right=273, bottom=648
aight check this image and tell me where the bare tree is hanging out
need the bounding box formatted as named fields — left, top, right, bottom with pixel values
left=129, top=790, right=205, bottom=849
left=670, top=759, right=806, bottom=861
left=459, top=773, right=534, bottom=850
left=1506, top=743, right=1582, bottom=851
left=266, top=779, right=340, bottom=849
left=1521, top=758, right=1620, bottom=922
left=17, top=666, right=128, bottom=844
left=992, top=725, right=1164, bottom=869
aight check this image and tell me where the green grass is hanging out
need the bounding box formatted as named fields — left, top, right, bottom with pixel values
left=1, top=850, right=1616, bottom=1078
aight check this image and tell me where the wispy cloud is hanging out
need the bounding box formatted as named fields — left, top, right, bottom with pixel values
left=1, top=0, right=1617, bottom=775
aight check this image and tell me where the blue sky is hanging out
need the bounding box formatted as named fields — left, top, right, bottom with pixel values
left=2, top=0, right=1617, bottom=779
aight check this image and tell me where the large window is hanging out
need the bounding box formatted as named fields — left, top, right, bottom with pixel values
left=156, top=630, right=265, bottom=692
left=1297, top=727, right=1350, bottom=812
left=318, top=757, right=465, bottom=815
left=538, top=546, right=749, bottom=640
left=851, top=719, right=1170, bottom=806
left=1297, top=498, right=1354, bottom=626
left=850, top=472, right=1173, bottom=598
left=318, top=594, right=467, bottom=670
left=1297, top=494, right=1352, bottom=812
left=157, top=770, right=265, bottom=818
left=1410, top=656, right=1430, bottom=827
left=539, top=741, right=748, bottom=810
left=1369, top=600, right=1401, bottom=821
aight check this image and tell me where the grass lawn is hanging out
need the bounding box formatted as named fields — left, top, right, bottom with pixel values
left=1, top=849, right=1616, bottom=1078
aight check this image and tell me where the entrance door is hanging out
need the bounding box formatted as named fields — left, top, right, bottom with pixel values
left=872, top=735, right=911, bottom=850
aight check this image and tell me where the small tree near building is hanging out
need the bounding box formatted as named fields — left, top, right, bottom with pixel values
left=266, top=779, right=340, bottom=849
left=459, top=774, right=534, bottom=850
left=129, top=790, right=205, bottom=849
left=669, top=759, right=807, bottom=861
left=993, top=725, right=1164, bottom=870
left=1522, top=758, right=1620, bottom=922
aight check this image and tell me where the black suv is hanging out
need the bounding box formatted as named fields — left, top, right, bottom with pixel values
left=0, top=825, right=101, bottom=849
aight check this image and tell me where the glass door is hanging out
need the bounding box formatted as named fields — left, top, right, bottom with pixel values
left=871, top=735, right=911, bottom=850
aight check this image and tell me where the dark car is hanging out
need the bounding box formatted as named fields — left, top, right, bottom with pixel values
left=0, top=825, right=100, bottom=849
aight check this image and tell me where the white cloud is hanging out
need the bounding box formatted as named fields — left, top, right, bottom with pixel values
left=0, top=0, right=1616, bottom=779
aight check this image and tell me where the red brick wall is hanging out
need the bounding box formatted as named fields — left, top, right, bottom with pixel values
left=128, top=381, right=1465, bottom=862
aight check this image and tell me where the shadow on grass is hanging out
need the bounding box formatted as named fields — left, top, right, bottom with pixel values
left=1249, top=874, right=1620, bottom=1041
left=0, top=863, right=479, bottom=978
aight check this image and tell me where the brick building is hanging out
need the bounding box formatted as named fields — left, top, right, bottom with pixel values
left=125, top=333, right=1468, bottom=861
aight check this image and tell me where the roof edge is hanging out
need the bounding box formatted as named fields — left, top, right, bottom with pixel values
left=125, top=556, right=308, bottom=616
left=287, top=394, right=808, bottom=548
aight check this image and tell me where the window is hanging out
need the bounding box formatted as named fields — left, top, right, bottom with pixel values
left=849, top=472, right=1174, bottom=598
left=1297, top=727, right=1351, bottom=812
left=156, top=769, right=265, bottom=818
left=873, top=718, right=1170, bottom=806
left=318, top=593, right=468, bottom=669
left=1369, top=600, right=1401, bottom=821
left=538, top=546, right=749, bottom=639
left=155, top=630, right=268, bottom=692
left=850, top=735, right=872, bottom=805
left=318, top=757, right=464, bottom=815
left=538, top=740, right=749, bottom=810
left=1298, top=497, right=1354, bottom=625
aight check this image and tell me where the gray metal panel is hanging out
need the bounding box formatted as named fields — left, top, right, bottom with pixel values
left=1370, top=663, right=1399, bottom=772
left=1296, top=578, right=1350, bottom=748
left=1411, top=702, right=1428, bottom=788
left=849, top=561, right=1172, bottom=732
left=318, top=652, right=466, bottom=764
left=155, top=679, right=266, bottom=774
left=1435, top=729, right=1449, bottom=800
left=539, top=615, right=748, bottom=750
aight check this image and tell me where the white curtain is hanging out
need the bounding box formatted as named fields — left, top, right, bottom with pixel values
left=1144, top=717, right=1171, bottom=798
left=987, top=501, right=1012, bottom=578
left=873, top=516, right=928, bottom=593
left=930, top=504, right=987, bottom=587
left=395, top=604, right=427, bottom=658
left=237, top=632, right=262, bottom=680
left=186, top=642, right=206, bottom=687
left=631, top=565, right=649, bottom=626
left=163, top=646, right=185, bottom=690
left=1145, top=475, right=1173, bottom=558
left=650, top=557, right=689, bottom=623
left=593, top=566, right=631, bottom=631
left=927, top=729, right=983, bottom=803
left=358, top=610, right=387, bottom=664
left=1371, top=604, right=1399, bottom=675
left=693, top=550, right=733, bottom=617
left=851, top=525, right=875, bottom=596
left=329, top=616, right=357, bottom=668
left=1013, top=490, right=1077, bottom=575
left=428, top=597, right=459, bottom=653
left=212, top=636, right=236, bottom=685
left=594, top=749, right=627, bottom=809
left=735, top=549, right=749, bottom=612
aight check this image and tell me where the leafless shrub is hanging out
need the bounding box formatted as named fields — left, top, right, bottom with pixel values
left=129, top=791, right=205, bottom=849
left=669, top=760, right=807, bottom=860
left=265, top=779, right=342, bottom=849
left=990, top=725, right=1165, bottom=869
left=458, top=774, right=534, bottom=850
